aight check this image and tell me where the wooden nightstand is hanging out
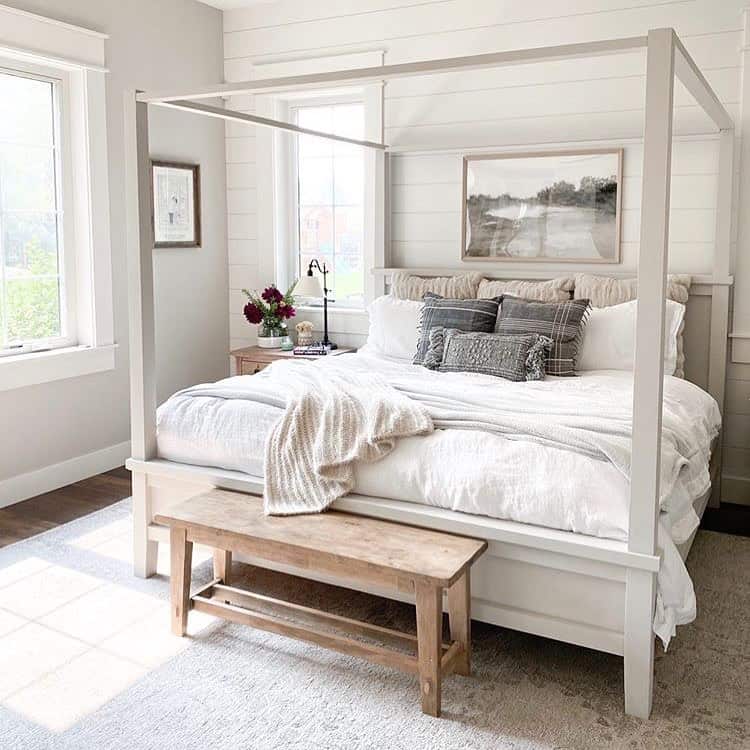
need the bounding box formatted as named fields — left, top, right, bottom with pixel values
left=231, top=345, right=355, bottom=375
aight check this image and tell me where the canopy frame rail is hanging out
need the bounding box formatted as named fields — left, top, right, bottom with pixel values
left=136, top=36, right=648, bottom=104
left=154, top=99, right=388, bottom=151
left=124, top=26, right=735, bottom=721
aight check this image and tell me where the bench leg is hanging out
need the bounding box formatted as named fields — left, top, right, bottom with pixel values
left=447, top=571, right=471, bottom=676
left=170, top=526, right=193, bottom=636
left=415, top=582, right=443, bottom=717
left=213, top=549, right=232, bottom=585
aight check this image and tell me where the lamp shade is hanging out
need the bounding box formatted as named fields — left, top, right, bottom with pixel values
left=294, top=273, right=324, bottom=298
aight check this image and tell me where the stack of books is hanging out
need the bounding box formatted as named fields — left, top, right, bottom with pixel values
left=293, top=344, right=330, bottom=356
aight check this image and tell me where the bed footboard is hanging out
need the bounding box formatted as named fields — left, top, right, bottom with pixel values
left=127, top=458, right=664, bottom=718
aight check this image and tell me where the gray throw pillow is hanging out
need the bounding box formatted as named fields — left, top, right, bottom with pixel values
left=495, top=297, right=590, bottom=376
left=424, top=328, right=551, bottom=381
left=413, top=293, right=501, bottom=365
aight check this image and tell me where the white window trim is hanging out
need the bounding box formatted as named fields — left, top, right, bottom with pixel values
left=0, top=6, right=113, bottom=391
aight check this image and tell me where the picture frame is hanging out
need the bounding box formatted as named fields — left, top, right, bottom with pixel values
left=151, top=160, right=201, bottom=248
left=461, top=148, right=623, bottom=263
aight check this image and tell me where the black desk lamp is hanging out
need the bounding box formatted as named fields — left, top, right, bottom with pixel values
left=293, top=259, right=337, bottom=350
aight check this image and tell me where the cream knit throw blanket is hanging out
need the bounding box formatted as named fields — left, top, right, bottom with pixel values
left=263, top=368, right=433, bottom=515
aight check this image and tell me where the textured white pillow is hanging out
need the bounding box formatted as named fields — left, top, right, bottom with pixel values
left=578, top=299, right=685, bottom=375
left=390, top=272, right=482, bottom=300
left=478, top=277, right=574, bottom=302
left=365, top=295, right=423, bottom=361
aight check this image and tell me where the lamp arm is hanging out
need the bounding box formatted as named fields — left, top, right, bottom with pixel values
left=306, top=258, right=329, bottom=295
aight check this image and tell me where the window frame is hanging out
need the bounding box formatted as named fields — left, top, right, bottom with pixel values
left=289, top=93, right=367, bottom=309
left=0, top=5, right=115, bottom=392
left=0, top=60, right=78, bottom=353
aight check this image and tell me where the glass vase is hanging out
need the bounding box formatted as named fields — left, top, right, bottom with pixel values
left=257, top=321, right=286, bottom=349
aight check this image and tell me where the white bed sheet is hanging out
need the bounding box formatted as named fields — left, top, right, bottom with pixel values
left=156, top=350, right=720, bottom=646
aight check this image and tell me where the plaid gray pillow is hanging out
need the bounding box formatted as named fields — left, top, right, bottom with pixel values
left=413, top=293, right=501, bottom=365
left=425, top=328, right=551, bottom=381
left=495, top=297, right=590, bottom=376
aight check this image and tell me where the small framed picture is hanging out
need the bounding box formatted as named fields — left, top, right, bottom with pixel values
left=461, top=148, right=622, bottom=263
left=151, top=160, right=201, bottom=248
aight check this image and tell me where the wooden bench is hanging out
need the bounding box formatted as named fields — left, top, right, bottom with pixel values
left=155, top=488, right=487, bottom=716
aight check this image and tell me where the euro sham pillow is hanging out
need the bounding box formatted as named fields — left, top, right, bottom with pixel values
left=573, top=273, right=691, bottom=306
left=424, top=328, right=551, bottom=381
left=495, top=297, right=590, bottom=376
left=573, top=273, right=691, bottom=378
left=577, top=298, right=686, bottom=375
left=390, top=271, right=482, bottom=301
left=413, top=293, right=502, bottom=365
left=364, top=295, right=423, bottom=362
left=477, top=277, right=574, bottom=302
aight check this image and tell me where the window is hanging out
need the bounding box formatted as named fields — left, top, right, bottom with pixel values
left=0, top=66, right=76, bottom=355
left=0, top=5, right=114, bottom=392
left=294, top=101, right=365, bottom=307
left=0, top=68, right=73, bottom=351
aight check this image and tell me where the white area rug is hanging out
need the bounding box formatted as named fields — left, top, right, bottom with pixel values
left=0, top=499, right=747, bottom=749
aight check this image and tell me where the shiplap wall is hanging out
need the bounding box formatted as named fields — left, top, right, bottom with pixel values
left=222, top=0, right=750, bottom=504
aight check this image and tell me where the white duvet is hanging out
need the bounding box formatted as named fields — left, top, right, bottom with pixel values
left=157, top=350, right=721, bottom=646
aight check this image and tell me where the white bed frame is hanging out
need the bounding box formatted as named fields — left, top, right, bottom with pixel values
left=124, top=29, right=734, bottom=719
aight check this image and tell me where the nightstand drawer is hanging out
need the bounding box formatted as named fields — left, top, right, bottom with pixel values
left=239, top=359, right=268, bottom=376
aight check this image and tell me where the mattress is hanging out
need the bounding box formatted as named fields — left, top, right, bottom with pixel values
left=156, top=350, right=721, bottom=645
left=158, top=353, right=719, bottom=542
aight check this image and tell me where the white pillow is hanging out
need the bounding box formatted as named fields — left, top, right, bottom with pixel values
left=365, top=295, right=423, bottom=362
left=578, top=299, right=686, bottom=375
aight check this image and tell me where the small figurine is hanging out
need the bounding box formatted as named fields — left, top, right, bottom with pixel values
left=295, top=320, right=314, bottom=347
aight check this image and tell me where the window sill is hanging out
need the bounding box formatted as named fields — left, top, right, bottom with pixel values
left=296, top=305, right=367, bottom=316
left=0, top=344, right=117, bottom=392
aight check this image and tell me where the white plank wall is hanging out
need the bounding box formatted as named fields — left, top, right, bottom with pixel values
left=223, top=0, right=750, bottom=503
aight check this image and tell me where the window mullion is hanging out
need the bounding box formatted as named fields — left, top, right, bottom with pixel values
left=51, top=71, right=68, bottom=344
left=295, top=133, right=302, bottom=283
left=331, top=126, right=336, bottom=297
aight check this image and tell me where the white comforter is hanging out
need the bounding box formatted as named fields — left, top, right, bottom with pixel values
left=157, top=350, right=721, bottom=645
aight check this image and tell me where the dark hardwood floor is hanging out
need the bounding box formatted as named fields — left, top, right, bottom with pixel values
left=0, top=467, right=748, bottom=550
left=0, top=466, right=131, bottom=548
left=702, top=502, right=750, bottom=537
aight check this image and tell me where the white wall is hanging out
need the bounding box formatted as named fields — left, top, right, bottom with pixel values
left=0, top=0, right=228, bottom=492
left=222, top=0, right=750, bottom=504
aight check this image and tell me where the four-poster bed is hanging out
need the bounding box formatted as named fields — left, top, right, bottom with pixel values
left=124, top=28, right=734, bottom=719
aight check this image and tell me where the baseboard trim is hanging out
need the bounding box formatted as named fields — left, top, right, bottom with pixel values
left=0, top=440, right=131, bottom=510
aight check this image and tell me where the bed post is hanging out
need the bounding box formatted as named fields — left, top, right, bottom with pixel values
left=707, top=128, right=734, bottom=507
left=124, top=90, right=158, bottom=578
left=365, top=80, right=387, bottom=299
left=372, top=148, right=387, bottom=298
left=625, top=27, right=675, bottom=720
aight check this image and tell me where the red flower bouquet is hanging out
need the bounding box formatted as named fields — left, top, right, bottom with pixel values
left=242, top=283, right=297, bottom=335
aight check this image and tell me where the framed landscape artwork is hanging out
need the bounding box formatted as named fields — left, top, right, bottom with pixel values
left=461, top=149, right=622, bottom=263
left=152, top=161, right=201, bottom=248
